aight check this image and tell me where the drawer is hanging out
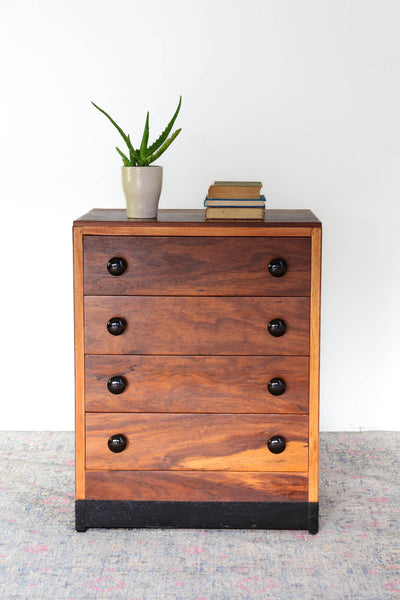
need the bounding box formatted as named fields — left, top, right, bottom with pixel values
left=85, top=355, right=309, bottom=413
left=84, top=296, right=310, bottom=356
left=85, top=470, right=309, bottom=502
left=83, top=236, right=311, bottom=296
left=85, top=413, right=308, bottom=471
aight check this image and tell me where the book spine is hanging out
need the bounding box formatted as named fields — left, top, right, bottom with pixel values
left=208, top=187, right=262, bottom=200
left=204, top=195, right=266, bottom=207
left=205, top=208, right=265, bottom=219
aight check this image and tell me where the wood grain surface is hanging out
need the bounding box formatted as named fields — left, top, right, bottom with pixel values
left=73, top=226, right=86, bottom=499
left=309, top=227, right=322, bottom=502
left=85, top=413, right=308, bottom=471
left=85, top=355, right=309, bottom=413
left=85, top=470, right=309, bottom=502
left=74, top=209, right=321, bottom=510
left=74, top=208, right=321, bottom=227
left=84, top=296, right=310, bottom=356
left=83, top=236, right=311, bottom=296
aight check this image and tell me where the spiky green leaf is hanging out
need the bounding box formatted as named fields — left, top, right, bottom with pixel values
left=115, top=146, right=131, bottom=166
left=147, top=128, right=181, bottom=164
left=140, top=112, right=150, bottom=158
left=92, top=101, right=131, bottom=148
left=136, top=155, right=151, bottom=166
left=146, top=96, right=182, bottom=156
left=127, top=135, right=139, bottom=164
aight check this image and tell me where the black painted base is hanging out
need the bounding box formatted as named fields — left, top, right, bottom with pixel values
left=76, top=500, right=319, bottom=534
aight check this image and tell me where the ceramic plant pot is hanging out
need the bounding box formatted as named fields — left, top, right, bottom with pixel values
left=121, top=165, right=163, bottom=219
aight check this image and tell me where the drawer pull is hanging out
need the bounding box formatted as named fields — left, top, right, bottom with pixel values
left=107, top=375, right=128, bottom=395
left=268, top=318, right=287, bottom=337
left=107, top=256, right=127, bottom=276
left=267, top=377, right=286, bottom=396
left=267, top=435, right=286, bottom=454
left=107, top=317, right=127, bottom=336
left=268, top=258, right=287, bottom=277
left=108, top=434, right=127, bottom=453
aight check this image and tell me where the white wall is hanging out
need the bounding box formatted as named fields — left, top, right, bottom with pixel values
left=0, top=0, right=399, bottom=431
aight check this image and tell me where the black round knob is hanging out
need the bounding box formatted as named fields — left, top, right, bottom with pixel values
left=268, top=319, right=287, bottom=337
left=107, top=375, right=128, bottom=395
left=268, top=377, right=286, bottom=396
left=267, top=435, right=286, bottom=454
left=108, top=434, right=127, bottom=453
left=107, top=257, right=127, bottom=276
left=268, top=258, right=287, bottom=277
left=107, top=317, right=126, bottom=336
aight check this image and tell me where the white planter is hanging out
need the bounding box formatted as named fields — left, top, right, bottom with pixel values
left=121, top=166, right=163, bottom=219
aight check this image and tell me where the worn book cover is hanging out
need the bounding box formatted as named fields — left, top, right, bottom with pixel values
left=205, top=207, right=265, bottom=219
left=204, top=195, right=266, bottom=207
left=208, top=181, right=263, bottom=200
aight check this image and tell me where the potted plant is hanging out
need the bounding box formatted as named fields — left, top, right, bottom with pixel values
left=92, top=97, right=182, bottom=218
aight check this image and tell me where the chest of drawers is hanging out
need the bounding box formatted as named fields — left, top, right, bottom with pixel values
left=73, top=209, right=321, bottom=533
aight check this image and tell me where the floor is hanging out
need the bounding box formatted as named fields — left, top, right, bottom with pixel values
left=0, top=431, right=399, bottom=599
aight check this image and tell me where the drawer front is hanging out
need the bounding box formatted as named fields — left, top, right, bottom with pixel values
left=85, top=355, right=309, bottom=413
left=85, top=470, right=309, bottom=502
left=84, top=296, right=310, bottom=356
left=83, top=236, right=311, bottom=296
left=85, top=413, right=308, bottom=471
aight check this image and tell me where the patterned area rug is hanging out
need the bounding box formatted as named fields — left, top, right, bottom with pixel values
left=0, top=431, right=399, bottom=599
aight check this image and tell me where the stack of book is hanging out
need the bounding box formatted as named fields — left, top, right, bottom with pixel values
left=204, top=181, right=265, bottom=219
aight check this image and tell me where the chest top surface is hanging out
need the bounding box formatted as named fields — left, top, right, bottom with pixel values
left=73, top=208, right=321, bottom=230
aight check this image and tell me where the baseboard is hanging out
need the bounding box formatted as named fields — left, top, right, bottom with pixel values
left=75, top=500, right=319, bottom=534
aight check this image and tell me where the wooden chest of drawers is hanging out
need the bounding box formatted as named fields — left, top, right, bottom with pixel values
left=73, top=209, right=322, bottom=533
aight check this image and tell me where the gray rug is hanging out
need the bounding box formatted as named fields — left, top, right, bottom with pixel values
left=0, top=431, right=399, bottom=599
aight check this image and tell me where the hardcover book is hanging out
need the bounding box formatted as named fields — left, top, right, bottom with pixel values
left=208, top=181, right=263, bottom=200
left=204, top=195, right=266, bottom=207
left=205, top=207, right=265, bottom=220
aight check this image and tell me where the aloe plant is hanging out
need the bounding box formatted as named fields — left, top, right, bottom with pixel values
left=92, top=96, right=182, bottom=166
